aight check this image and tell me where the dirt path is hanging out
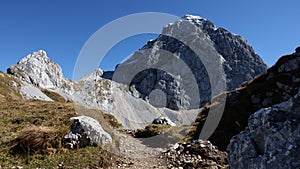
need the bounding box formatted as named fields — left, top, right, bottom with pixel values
left=107, top=132, right=169, bottom=169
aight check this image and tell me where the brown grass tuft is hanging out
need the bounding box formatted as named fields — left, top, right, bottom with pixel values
left=41, top=89, right=66, bottom=102
left=15, top=125, right=58, bottom=154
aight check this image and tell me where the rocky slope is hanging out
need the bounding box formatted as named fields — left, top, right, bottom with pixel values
left=188, top=47, right=300, bottom=153
left=110, top=14, right=267, bottom=110
left=7, top=50, right=199, bottom=129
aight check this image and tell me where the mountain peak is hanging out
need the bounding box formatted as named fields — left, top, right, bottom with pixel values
left=7, top=50, right=67, bottom=89
left=18, top=50, right=48, bottom=64
left=182, top=14, right=206, bottom=20
left=181, top=14, right=216, bottom=31
left=115, top=14, right=267, bottom=110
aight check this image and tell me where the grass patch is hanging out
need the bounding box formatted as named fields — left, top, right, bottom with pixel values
left=12, top=125, right=58, bottom=154
left=134, top=124, right=191, bottom=148
left=103, top=113, right=122, bottom=129
left=0, top=100, right=115, bottom=168
left=134, top=124, right=171, bottom=138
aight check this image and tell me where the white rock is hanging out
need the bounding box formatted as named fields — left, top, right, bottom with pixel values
left=64, top=116, right=112, bottom=148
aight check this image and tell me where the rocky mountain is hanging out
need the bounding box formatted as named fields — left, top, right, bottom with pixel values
left=110, top=14, right=267, bottom=110
left=6, top=15, right=269, bottom=132
left=7, top=50, right=199, bottom=129
left=2, top=14, right=299, bottom=168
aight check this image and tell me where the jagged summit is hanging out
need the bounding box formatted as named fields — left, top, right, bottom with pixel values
left=112, top=14, right=268, bottom=110
left=181, top=14, right=216, bottom=31
left=80, top=68, right=104, bottom=82
left=17, top=50, right=48, bottom=64
left=7, top=50, right=73, bottom=93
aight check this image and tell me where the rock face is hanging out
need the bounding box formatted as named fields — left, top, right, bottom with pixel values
left=64, top=116, right=112, bottom=148
left=165, top=140, right=228, bottom=169
left=110, top=14, right=267, bottom=110
left=7, top=50, right=73, bottom=94
left=152, top=116, right=176, bottom=126
left=189, top=48, right=300, bottom=150
left=227, top=92, right=300, bottom=169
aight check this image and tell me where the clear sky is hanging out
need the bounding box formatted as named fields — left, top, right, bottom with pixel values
left=0, top=0, right=299, bottom=80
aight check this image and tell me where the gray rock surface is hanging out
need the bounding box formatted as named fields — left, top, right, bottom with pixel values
left=20, top=81, right=53, bottom=101
left=110, top=14, right=267, bottom=110
left=227, top=92, right=300, bottom=169
left=64, top=116, right=112, bottom=148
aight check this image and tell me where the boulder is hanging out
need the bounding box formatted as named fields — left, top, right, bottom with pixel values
left=152, top=116, right=176, bottom=126
left=64, top=116, right=112, bottom=148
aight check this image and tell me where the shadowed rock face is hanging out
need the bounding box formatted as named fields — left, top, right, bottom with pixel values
left=109, top=14, right=267, bottom=110
left=189, top=48, right=300, bottom=151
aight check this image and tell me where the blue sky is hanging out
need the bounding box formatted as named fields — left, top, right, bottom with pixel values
left=0, top=0, right=299, bottom=80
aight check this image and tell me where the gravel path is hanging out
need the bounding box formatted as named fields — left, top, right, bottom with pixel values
left=107, top=132, right=169, bottom=169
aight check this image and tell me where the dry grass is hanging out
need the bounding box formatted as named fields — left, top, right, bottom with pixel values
left=134, top=124, right=171, bottom=138
left=13, top=126, right=58, bottom=154
left=0, top=71, right=21, bottom=101
left=103, top=114, right=122, bottom=129
left=0, top=100, right=116, bottom=168
left=134, top=124, right=191, bottom=148
left=41, top=89, right=67, bottom=102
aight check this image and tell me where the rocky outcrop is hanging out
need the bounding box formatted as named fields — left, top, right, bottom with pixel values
left=188, top=47, right=300, bottom=150
left=165, top=140, right=228, bottom=169
left=64, top=116, right=112, bottom=148
left=7, top=50, right=74, bottom=94
left=227, top=91, right=300, bottom=169
left=111, top=14, right=267, bottom=110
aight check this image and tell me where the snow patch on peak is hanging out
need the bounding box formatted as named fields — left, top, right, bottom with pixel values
left=181, top=14, right=216, bottom=31
left=183, top=14, right=205, bottom=21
